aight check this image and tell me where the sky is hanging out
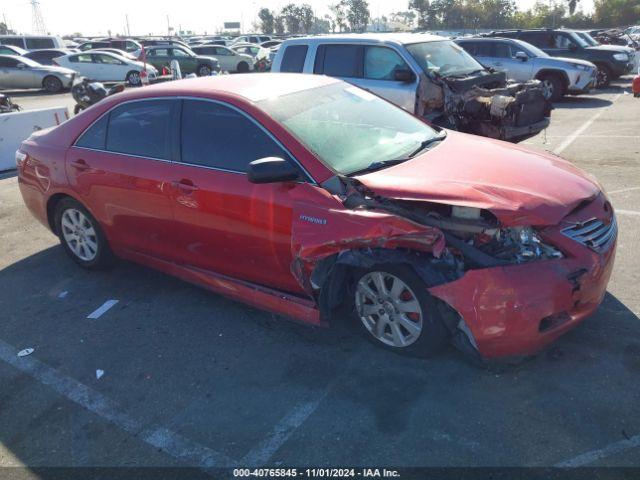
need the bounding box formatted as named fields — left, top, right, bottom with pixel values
left=2, top=0, right=595, bottom=37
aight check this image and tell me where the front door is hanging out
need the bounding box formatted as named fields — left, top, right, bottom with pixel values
left=167, top=99, right=306, bottom=294
left=67, top=99, right=180, bottom=260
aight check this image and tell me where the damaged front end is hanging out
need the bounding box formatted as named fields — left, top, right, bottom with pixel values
left=423, top=70, right=552, bottom=142
left=294, top=173, right=613, bottom=364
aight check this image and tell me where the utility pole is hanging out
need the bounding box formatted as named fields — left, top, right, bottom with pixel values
left=30, top=0, right=47, bottom=35
left=167, top=15, right=171, bottom=36
left=125, top=14, right=130, bottom=36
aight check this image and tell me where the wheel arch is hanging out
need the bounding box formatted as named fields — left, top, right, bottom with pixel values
left=46, top=191, right=86, bottom=234
left=535, top=69, right=569, bottom=89
left=41, top=74, right=63, bottom=90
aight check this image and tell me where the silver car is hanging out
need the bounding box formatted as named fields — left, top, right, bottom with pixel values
left=456, top=37, right=597, bottom=101
left=0, top=55, right=76, bottom=92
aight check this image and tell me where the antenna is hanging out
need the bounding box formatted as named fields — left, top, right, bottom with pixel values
left=31, top=0, right=47, bottom=35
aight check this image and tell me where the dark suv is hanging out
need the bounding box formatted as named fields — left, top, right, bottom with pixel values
left=485, top=29, right=635, bottom=87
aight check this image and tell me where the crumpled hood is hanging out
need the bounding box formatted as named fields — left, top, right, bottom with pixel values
left=587, top=45, right=632, bottom=54
left=554, top=57, right=596, bottom=68
left=354, top=130, right=600, bottom=226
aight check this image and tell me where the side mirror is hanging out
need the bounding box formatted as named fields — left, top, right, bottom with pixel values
left=515, top=51, right=528, bottom=61
left=247, top=157, right=299, bottom=184
left=394, top=69, right=416, bottom=83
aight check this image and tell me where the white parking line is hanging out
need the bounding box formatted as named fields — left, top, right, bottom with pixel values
left=609, top=187, right=640, bottom=195
left=553, top=94, right=622, bottom=156
left=240, top=394, right=329, bottom=466
left=0, top=338, right=234, bottom=468
left=87, top=299, right=119, bottom=319
left=616, top=209, right=640, bottom=217
left=555, top=433, right=640, bottom=467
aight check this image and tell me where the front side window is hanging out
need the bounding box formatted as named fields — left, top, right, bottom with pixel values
left=0, top=57, right=19, bottom=68
left=106, top=100, right=175, bottom=160
left=406, top=40, right=484, bottom=77
left=96, top=54, right=123, bottom=65
left=494, top=42, right=512, bottom=58
left=363, top=46, right=409, bottom=80
left=172, top=48, right=191, bottom=57
left=280, top=45, right=308, bottom=73
left=258, top=82, right=439, bottom=176
left=180, top=100, right=288, bottom=172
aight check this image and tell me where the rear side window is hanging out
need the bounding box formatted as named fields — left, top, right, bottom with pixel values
left=106, top=100, right=175, bottom=160
left=26, top=38, right=54, bottom=49
left=494, top=42, right=512, bottom=58
left=520, top=32, right=553, bottom=48
left=316, top=44, right=361, bottom=78
left=180, top=100, right=288, bottom=172
left=0, top=57, right=19, bottom=67
left=0, top=37, right=25, bottom=48
left=76, top=115, right=109, bottom=150
left=280, top=45, right=308, bottom=72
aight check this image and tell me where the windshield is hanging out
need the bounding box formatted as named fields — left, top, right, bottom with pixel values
left=577, top=32, right=599, bottom=46
left=258, top=82, right=440, bottom=176
left=406, top=40, right=484, bottom=77
left=568, top=31, right=589, bottom=48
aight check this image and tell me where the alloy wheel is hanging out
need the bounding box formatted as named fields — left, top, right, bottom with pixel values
left=541, top=79, right=554, bottom=100
left=128, top=72, right=141, bottom=86
left=60, top=208, right=98, bottom=261
left=355, top=272, right=424, bottom=348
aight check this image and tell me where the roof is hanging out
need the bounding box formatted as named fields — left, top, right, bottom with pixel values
left=122, top=73, right=339, bottom=103
left=282, top=32, right=446, bottom=45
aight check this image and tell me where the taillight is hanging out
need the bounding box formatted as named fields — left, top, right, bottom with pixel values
left=15, top=150, right=27, bottom=169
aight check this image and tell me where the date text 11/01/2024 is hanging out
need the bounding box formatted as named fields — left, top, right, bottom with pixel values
left=233, top=469, right=401, bottom=478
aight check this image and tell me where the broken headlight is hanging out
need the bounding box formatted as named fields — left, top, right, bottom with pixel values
left=475, top=226, right=563, bottom=264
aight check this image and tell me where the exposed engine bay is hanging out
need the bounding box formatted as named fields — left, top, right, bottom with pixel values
left=420, top=70, right=553, bottom=142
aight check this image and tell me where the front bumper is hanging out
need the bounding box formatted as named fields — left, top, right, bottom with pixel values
left=567, top=68, right=597, bottom=94
left=429, top=195, right=617, bottom=358
left=501, top=117, right=550, bottom=141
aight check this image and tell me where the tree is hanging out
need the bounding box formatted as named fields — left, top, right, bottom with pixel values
left=281, top=4, right=302, bottom=33
left=0, top=22, right=15, bottom=35
left=299, top=4, right=315, bottom=33
left=329, top=2, right=349, bottom=32
left=258, top=8, right=275, bottom=34
left=342, top=0, right=371, bottom=32
left=409, top=0, right=432, bottom=28
left=274, top=15, right=286, bottom=35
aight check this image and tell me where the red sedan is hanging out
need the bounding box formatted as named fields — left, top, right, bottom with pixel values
left=17, top=74, right=617, bottom=361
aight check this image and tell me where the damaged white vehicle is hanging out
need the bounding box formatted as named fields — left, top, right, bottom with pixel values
left=272, top=33, right=552, bottom=142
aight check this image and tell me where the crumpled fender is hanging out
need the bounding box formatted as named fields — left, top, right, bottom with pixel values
left=289, top=189, right=445, bottom=297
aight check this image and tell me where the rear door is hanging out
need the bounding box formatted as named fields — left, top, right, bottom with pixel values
left=167, top=99, right=308, bottom=293
left=67, top=99, right=180, bottom=260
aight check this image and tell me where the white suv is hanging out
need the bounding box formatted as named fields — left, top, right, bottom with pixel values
left=271, top=33, right=552, bottom=142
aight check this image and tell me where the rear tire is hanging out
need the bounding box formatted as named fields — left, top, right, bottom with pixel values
left=349, top=264, right=448, bottom=357
left=539, top=74, right=564, bottom=102
left=54, top=198, right=115, bottom=270
left=43, top=76, right=63, bottom=93
left=237, top=61, right=249, bottom=73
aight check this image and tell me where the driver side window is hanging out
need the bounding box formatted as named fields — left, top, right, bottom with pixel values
left=363, top=46, right=409, bottom=81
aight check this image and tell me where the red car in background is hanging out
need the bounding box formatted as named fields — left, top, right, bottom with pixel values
left=16, top=74, right=617, bottom=362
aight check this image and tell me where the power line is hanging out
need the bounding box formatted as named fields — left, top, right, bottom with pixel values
left=30, top=0, right=46, bottom=34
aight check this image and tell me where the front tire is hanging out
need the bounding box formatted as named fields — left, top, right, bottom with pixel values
left=126, top=70, right=142, bottom=86
left=197, top=64, right=212, bottom=76
left=539, top=74, right=564, bottom=102
left=54, top=198, right=114, bottom=270
left=351, top=264, right=448, bottom=357
left=595, top=64, right=612, bottom=88
left=43, top=76, right=63, bottom=93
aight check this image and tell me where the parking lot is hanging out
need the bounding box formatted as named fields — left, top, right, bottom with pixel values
left=0, top=77, right=639, bottom=473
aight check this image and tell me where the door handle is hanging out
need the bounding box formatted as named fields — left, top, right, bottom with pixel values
left=70, top=159, right=90, bottom=171
left=172, top=179, right=198, bottom=194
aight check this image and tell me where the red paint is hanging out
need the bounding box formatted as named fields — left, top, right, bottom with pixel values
left=17, top=74, right=616, bottom=358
